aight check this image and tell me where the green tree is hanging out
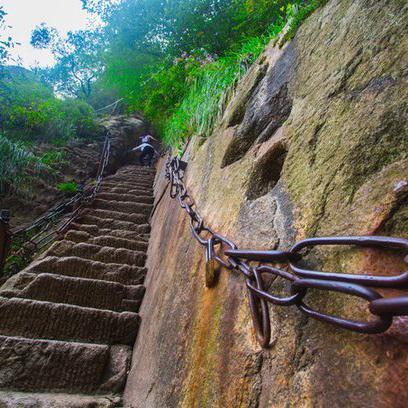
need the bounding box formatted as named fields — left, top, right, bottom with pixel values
left=0, top=6, right=16, bottom=65
left=31, top=25, right=104, bottom=99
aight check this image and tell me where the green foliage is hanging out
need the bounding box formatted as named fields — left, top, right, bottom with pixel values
left=0, top=66, right=96, bottom=195
left=4, top=0, right=326, bottom=158
left=163, top=32, right=280, bottom=147
left=89, top=0, right=291, bottom=112
left=81, top=0, right=324, bottom=149
left=3, top=98, right=98, bottom=143
left=0, top=67, right=99, bottom=144
left=0, top=6, right=17, bottom=65
left=56, top=181, right=78, bottom=194
left=58, top=98, right=99, bottom=139
left=152, top=0, right=325, bottom=149
left=0, top=134, right=48, bottom=194
left=32, top=27, right=104, bottom=99
left=281, top=0, right=328, bottom=43
left=3, top=254, right=26, bottom=277
left=40, top=150, right=65, bottom=167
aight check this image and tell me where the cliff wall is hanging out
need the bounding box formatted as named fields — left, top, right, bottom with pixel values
left=124, top=1, right=407, bottom=406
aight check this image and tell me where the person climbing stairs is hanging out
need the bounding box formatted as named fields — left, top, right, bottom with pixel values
left=0, top=164, right=156, bottom=408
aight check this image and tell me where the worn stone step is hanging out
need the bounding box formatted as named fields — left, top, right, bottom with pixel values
left=114, top=166, right=156, bottom=175
left=105, top=175, right=155, bottom=184
left=114, top=165, right=155, bottom=173
left=83, top=208, right=148, bottom=225
left=110, top=175, right=155, bottom=183
left=0, top=336, right=131, bottom=394
left=109, top=176, right=155, bottom=183
left=101, top=186, right=154, bottom=197
left=93, top=199, right=153, bottom=215
left=97, top=191, right=154, bottom=204
left=24, top=256, right=147, bottom=285
left=102, top=179, right=153, bottom=188
left=102, top=182, right=154, bottom=192
left=68, top=222, right=150, bottom=241
left=0, top=297, right=140, bottom=345
left=65, top=230, right=149, bottom=251
left=75, top=214, right=150, bottom=233
left=0, top=273, right=145, bottom=312
left=0, top=391, right=120, bottom=408
left=102, top=181, right=153, bottom=192
left=48, top=240, right=147, bottom=266
left=106, top=174, right=155, bottom=182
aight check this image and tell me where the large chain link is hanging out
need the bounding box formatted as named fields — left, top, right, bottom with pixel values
left=166, top=157, right=408, bottom=347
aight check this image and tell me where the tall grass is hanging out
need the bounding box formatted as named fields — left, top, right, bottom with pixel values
left=0, top=134, right=48, bottom=194
left=163, top=28, right=283, bottom=149
left=161, top=0, right=326, bottom=150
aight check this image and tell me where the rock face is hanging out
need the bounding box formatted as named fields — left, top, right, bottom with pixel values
left=124, top=1, right=407, bottom=407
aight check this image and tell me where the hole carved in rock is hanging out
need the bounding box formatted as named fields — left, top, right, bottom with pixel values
left=246, top=142, right=287, bottom=200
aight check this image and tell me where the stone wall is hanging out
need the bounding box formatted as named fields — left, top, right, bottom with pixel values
left=124, top=1, right=407, bottom=406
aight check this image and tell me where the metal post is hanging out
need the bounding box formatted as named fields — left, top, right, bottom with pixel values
left=0, top=209, right=12, bottom=276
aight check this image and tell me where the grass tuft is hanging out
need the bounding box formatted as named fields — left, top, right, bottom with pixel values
left=0, top=134, right=49, bottom=194
left=56, top=181, right=78, bottom=194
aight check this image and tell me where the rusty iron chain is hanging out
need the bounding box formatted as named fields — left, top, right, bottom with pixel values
left=2, top=130, right=112, bottom=276
left=166, top=157, right=408, bottom=346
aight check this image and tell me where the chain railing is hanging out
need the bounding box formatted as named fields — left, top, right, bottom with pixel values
left=0, top=210, right=12, bottom=275
left=0, top=130, right=112, bottom=277
left=166, top=157, right=408, bottom=346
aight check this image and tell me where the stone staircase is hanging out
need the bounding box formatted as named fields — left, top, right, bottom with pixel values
left=0, top=165, right=156, bottom=407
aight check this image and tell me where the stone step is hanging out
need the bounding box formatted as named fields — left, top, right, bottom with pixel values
left=110, top=175, right=155, bottom=183
left=48, top=240, right=147, bottom=266
left=97, top=191, right=154, bottom=204
left=0, top=297, right=139, bottom=345
left=0, top=336, right=131, bottom=394
left=101, top=186, right=154, bottom=196
left=25, top=256, right=147, bottom=285
left=114, top=167, right=156, bottom=176
left=111, top=178, right=154, bottom=184
left=93, top=199, right=153, bottom=215
left=65, top=230, right=149, bottom=252
left=83, top=208, right=148, bottom=225
left=76, top=214, right=150, bottom=232
left=114, top=166, right=155, bottom=174
left=0, top=273, right=145, bottom=312
left=102, top=181, right=153, bottom=193
left=105, top=175, right=155, bottom=184
left=0, top=391, right=120, bottom=408
left=103, top=182, right=154, bottom=192
left=68, top=222, right=150, bottom=241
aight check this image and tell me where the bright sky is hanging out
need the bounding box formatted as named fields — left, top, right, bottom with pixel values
left=2, top=0, right=95, bottom=68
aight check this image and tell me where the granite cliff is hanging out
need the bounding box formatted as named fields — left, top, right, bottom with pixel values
left=124, top=1, right=407, bottom=407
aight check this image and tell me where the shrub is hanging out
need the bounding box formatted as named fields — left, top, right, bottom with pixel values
left=59, top=99, right=99, bottom=139
left=3, top=98, right=98, bottom=144
left=0, top=67, right=99, bottom=145
left=57, top=181, right=78, bottom=194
